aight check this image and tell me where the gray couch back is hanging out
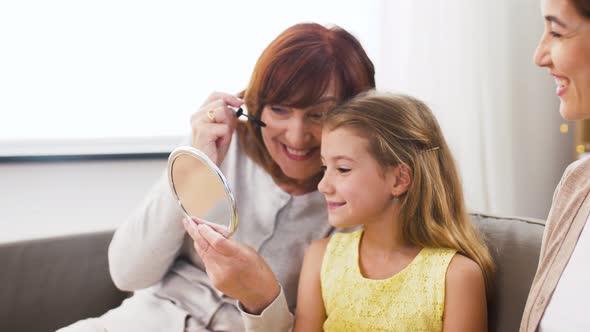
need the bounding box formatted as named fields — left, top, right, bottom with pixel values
left=472, top=213, right=545, bottom=332
left=0, top=213, right=544, bottom=332
left=0, top=230, right=128, bottom=332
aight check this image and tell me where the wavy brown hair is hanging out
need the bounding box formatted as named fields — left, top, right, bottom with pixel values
left=237, top=23, right=375, bottom=186
left=323, top=91, right=495, bottom=297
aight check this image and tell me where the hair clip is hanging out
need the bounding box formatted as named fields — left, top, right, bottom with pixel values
left=424, top=146, right=440, bottom=152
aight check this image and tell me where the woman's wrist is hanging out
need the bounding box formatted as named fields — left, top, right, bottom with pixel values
left=241, top=282, right=281, bottom=315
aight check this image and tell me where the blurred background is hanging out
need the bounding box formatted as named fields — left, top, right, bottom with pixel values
left=0, top=0, right=573, bottom=242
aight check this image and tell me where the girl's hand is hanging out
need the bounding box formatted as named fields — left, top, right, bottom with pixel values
left=190, top=92, right=243, bottom=165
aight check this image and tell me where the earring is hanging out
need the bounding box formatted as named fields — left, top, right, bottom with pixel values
left=393, top=197, right=399, bottom=203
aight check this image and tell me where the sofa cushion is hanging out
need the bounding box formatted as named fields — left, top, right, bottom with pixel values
left=0, top=230, right=128, bottom=332
left=471, top=213, right=545, bottom=332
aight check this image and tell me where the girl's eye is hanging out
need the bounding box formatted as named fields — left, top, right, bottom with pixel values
left=549, top=30, right=562, bottom=38
left=337, top=167, right=351, bottom=173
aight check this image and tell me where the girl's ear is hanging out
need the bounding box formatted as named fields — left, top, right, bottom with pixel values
left=391, top=164, right=411, bottom=196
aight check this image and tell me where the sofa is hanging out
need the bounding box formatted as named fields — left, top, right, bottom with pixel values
left=0, top=213, right=544, bottom=332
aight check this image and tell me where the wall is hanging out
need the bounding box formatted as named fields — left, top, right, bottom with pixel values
left=0, top=158, right=167, bottom=242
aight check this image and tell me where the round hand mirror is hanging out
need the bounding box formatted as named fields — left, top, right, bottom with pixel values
left=167, top=146, right=238, bottom=238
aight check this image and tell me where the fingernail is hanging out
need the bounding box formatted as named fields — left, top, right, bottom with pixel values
left=197, top=224, right=213, bottom=235
left=183, top=218, right=195, bottom=232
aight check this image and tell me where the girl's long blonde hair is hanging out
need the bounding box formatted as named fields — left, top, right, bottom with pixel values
left=324, top=91, right=495, bottom=297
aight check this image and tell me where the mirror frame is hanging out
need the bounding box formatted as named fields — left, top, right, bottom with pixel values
left=167, top=146, right=238, bottom=237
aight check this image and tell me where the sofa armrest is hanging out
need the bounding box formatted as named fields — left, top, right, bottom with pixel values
left=0, top=230, right=128, bottom=332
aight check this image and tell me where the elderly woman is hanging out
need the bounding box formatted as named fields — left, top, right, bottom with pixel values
left=520, top=0, right=590, bottom=331
left=59, top=23, right=375, bottom=331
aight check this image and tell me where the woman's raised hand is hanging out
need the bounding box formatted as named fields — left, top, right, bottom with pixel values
left=191, top=92, right=243, bottom=166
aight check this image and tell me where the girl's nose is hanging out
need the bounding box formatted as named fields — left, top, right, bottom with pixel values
left=318, top=171, right=331, bottom=195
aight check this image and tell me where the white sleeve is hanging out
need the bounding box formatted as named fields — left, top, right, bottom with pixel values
left=108, top=170, right=187, bottom=291
left=239, top=286, right=293, bottom=332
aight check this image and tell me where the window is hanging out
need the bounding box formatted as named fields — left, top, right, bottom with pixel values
left=0, top=0, right=380, bottom=157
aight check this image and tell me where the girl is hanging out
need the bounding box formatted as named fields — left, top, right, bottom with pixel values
left=294, top=91, right=494, bottom=332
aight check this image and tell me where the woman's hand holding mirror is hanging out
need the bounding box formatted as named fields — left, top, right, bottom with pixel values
left=169, top=145, right=280, bottom=313
left=185, top=216, right=229, bottom=238
left=182, top=218, right=281, bottom=314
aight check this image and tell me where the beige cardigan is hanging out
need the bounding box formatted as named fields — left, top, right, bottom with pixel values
left=520, top=157, right=590, bottom=331
left=104, top=134, right=332, bottom=331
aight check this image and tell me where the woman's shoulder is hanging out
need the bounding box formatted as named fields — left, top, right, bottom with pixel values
left=543, top=157, right=590, bottom=243
left=551, top=157, right=590, bottom=207
left=561, top=157, right=590, bottom=186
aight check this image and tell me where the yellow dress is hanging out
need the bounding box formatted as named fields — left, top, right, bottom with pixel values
left=321, top=229, right=456, bottom=332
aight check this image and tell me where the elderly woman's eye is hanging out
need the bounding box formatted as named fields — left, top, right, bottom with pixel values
left=308, top=112, right=328, bottom=123
left=271, top=106, right=287, bottom=114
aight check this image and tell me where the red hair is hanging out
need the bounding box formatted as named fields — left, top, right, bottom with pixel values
left=238, top=23, right=375, bottom=185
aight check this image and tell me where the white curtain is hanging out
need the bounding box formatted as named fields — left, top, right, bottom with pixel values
left=374, top=0, right=572, bottom=218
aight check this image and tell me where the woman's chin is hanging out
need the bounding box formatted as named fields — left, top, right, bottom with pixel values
left=559, top=102, right=590, bottom=121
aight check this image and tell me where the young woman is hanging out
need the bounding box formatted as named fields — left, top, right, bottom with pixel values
left=521, top=1, right=590, bottom=331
